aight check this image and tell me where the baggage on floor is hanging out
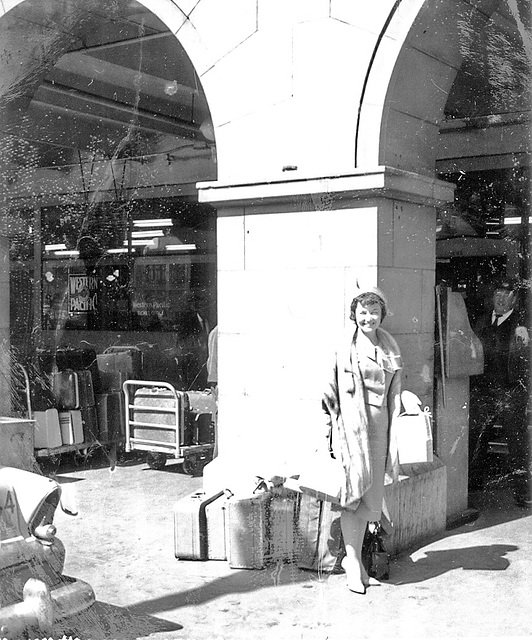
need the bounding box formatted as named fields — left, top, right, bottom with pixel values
left=52, top=370, right=79, bottom=410
left=267, top=487, right=299, bottom=564
left=59, top=410, right=84, bottom=445
left=174, top=490, right=225, bottom=560
left=226, top=488, right=271, bottom=569
left=96, top=392, right=125, bottom=442
left=33, top=409, right=62, bottom=449
left=296, top=494, right=343, bottom=572
left=185, top=390, right=216, bottom=445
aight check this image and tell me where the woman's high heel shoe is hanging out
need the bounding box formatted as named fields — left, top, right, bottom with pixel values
left=341, top=557, right=366, bottom=595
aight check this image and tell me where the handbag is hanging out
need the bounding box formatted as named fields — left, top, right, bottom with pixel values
left=395, top=391, right=433, bottom=465
left=362, top=521, right=389, bottom=580
left=297, top=449, right=344, bottom=505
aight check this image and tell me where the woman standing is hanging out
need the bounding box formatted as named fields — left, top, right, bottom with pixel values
left=322, top=288, right=402, bottom=594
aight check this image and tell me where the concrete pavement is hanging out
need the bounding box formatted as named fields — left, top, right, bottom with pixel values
left=48, top=452, right=532, bottom=640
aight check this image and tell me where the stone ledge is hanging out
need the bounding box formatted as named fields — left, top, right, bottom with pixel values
left=384, top=456, right=447, bottom=556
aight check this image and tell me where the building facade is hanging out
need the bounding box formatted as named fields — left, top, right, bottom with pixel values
left=0, top=0, right=530, bottom=531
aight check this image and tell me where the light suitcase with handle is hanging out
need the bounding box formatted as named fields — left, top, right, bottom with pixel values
left=33, top=408, right=62, bottom=449
left=205, top=490, right=232, bottom=560
left=174, top=490, right=224, bottom=560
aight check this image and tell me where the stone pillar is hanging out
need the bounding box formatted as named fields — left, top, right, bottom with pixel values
left=200, top=167, right=455, bottom=497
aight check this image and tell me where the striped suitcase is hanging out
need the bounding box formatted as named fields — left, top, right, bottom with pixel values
left=59, top=410, right=84, bottom=445
left=174, top=490, right=224, bottom=560
left=226, top=490, right=271, bottom=569
left=267, top=487, right=298, bottom=564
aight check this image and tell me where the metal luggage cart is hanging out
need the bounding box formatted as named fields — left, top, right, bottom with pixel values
left=123, top=380, right=215, bottom=474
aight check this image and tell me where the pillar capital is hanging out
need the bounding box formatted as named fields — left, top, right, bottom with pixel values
left=198, top=166, right=455, bottom=209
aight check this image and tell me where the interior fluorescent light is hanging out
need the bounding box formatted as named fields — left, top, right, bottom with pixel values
left=45, top=243, right=67, bottom=251
left=132, top=229, right=164, bottom=238
left=505, top=216, right=532, bottom=225
left=124, top=239, right=156, bottom=246
left=133, top=218, right=173, bottom=227
left=165, top=243, right=197, bottom=251
left=108, top=248, right=133, bottom=254
left=54, top=250, right=80, bottom=256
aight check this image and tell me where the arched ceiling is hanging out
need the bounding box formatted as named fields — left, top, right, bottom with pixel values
left=0, top=0, right=213, bottom=174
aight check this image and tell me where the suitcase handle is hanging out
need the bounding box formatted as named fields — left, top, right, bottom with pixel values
left=104, top=345, right=143, bottom=353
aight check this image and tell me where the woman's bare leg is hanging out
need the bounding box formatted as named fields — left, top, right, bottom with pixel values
left=340, top=509, right=368, bottom=593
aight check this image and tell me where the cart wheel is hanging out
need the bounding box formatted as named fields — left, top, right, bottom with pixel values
left=183, top=455, right=204, bottom=476
left=146, top=452, right=167, bottom=470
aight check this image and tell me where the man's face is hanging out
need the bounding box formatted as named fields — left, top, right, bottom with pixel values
left=493, top=289, right=515, bottom=315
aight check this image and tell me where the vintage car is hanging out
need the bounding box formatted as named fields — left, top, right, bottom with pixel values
left=0, top=466, right=95, bottom=639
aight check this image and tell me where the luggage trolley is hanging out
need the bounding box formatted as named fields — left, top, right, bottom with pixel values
left=123, top=380, right=215, bottom=474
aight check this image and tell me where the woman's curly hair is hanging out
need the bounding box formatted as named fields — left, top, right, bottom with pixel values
left=350, top=290, right=388, bottom=322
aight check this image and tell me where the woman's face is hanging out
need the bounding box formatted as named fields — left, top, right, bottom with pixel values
left=355, top=301, right=382, bottom=335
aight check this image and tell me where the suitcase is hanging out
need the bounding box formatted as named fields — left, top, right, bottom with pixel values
left=59, top=410, right=84, bottom=445
left=36, top=348, right=55, bottom=375
left=267, top=487, right=298, bottom=564
left=226, top=489, right=271, bottom=569
left=81, top=406, right=99, bottom=442
left=33, top=409, right=62, bottom=449
left=76, top=370, right=95, bottom=408
left=99, top=370, right=129, bottom=393
left=186, top=390, right=216, bottom=445
left=296, top=494, right=343, bottom=572
left=205, top=490, right=231, bottom=560
left=97, top=347, right=143, bottom=379
left=56, top=347, right=102, bottom=394
left=96, top=392, right=125, bottom=442
left=30, top=374, right=55, bottom=412
left=52, top=370, right=79, bottom=410
left=131, top=386, right=186, bottom=444
left=174, top=490, right=225, bottom=560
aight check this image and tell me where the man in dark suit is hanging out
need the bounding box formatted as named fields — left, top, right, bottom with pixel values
left=469, top=278, right=530, bottom=507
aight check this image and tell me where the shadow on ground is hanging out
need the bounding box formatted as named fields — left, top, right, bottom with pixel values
left=54, top=601, right=183, bottom=639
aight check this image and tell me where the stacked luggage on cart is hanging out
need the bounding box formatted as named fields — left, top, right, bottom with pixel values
left=173, top=480, right=345, bottom=572
left=13, top=347, right=104, bottom=461
left=16, top=345, right=138, bottom=462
